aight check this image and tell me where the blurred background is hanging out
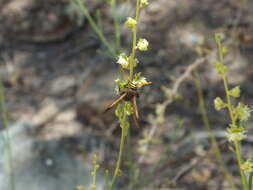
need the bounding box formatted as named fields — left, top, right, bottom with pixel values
left=0, top=0, right=253, bottom=189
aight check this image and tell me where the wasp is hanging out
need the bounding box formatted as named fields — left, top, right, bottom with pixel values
left=104, top=81, right=150, bottom=127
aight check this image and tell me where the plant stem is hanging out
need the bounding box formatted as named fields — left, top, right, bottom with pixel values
left=111, top=0, right=121, bottom=52
left=216, top=37, right=235, bottom=126
left=109, top=127, right=127, bottom=190
left=216, top=38, right=248, bottom=190
left=0, top=81, right=15, bottom=190
left=223, top=81, right=248, bottom=190
left=234, top=141, right=248, bottom=190
left=73, top=0, right=116, bottom=58
left=129, top=0, right=140, bottom=81
left=248, top=171, right=253, bottom=190
left=222, top=75, right=236, bottom=126
left=193, top=72, right=237, bottom=190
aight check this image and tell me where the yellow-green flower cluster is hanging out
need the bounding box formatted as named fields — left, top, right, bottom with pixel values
left=214, top=96, right=251, bottom=126
left=228, top=86, right=240, bottom=98
left=132, top=72, right=151, bottom=88
left=226, top=127, right=247, bottom=142
left=214, top=61, right=228, bottom=75
left=115, top=101, right=133, bottom=135
left=76, top=186, right=84, bottom=190
left=140, top=0, right=149, bottom=8
left=125, top=17, right=137, bottom=30
left=137, top=38, right=149, bottom=51
left=234, top=103, right=251, bottom=122
left=117, top=53, right=129, bottom=69
left=116, top=53, right=138, bottom=70
left=241, top=159, right=253, bottom=173
left=214, top=97, right=226, bottom=110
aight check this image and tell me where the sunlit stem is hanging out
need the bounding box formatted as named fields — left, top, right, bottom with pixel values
left=111, top=0, right=121, bottom=52
left=109, top=125, right=127, bottom=190
left=216, top=36, right=248, bottom=190
left=0, top=81, right=15, bottom=190
left=129, top=0, right=141, bottom=81
left=73, top=0, right=117, bottom=58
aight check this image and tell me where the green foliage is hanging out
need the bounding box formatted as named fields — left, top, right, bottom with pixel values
left=71, top=0, right=118, bottom=57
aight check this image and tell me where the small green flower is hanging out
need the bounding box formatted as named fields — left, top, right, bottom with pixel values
left=214, top=97, right=226, bottom=110
left=90, top=184, right=96, bottom=190
left=221, top=46, right=229, bottom=56
left=117, top=53, right=129, bottom=69
left=115, top=102, right=133, bottom=133
left=214, top=33, right=224, bottom=43
left=226, top=127, right=247, bottom=142
left=133, top=73, right=152, bottom=88
left=76, top=185, right=85, bottom=190
left=125, top=17, right=137, bottom=30
left=136, top=38, right=149, bottom=51
left=95, top=164, right=100, bottom=169
left=92, top=154, right=97, bottom=162
left=241, top=159, right=253, bottom=173
left=115, top=78, right=128, bottom=93
left=214, top=61, right=228, bottom=75
left=228, top=86, right=240, bottom=98
left=140, top=0, right=149, bottom=8
left=234, top=103, right=251, bottom=122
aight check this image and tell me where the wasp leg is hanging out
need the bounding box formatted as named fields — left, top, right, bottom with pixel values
left=104, top=92, right=127, bottom=112
left=132, top=96, right=140, bottom=127
left=133, top=95, right=140, bottom=120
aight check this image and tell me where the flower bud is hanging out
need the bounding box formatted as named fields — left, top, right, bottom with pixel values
left=228, top=86, right=240, bottom=98
left=214, top=61, right=227, bottom=75
left=214, top=97, right=226, bottom=110
left=241, top=159, right=253, bottom=173
left=226, top=127, right=247, bottom=142
left=137, top=38, right=149, bottom=51
left=140, top=0, right=149, bottom=8
left=214, top=32, right=225, bottom=43
left=117, top=53, right=129, bottom=69
left=222, top=46, right=228, bottom=56
left=234, top=103, right=251, bottom=121
left=125, top=17, right=137, bottom=30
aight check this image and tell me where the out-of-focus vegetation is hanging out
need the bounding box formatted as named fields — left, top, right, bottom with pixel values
left=1, top=0, right=253, bottom=190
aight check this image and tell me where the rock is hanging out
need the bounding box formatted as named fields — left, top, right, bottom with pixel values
left=0, top=122, right=105, bottom=190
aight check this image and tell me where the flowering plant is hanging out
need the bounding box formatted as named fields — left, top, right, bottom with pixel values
left=213, top=33, right=253, bottom=190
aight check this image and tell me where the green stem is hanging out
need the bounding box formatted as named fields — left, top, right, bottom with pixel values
left=0, top=81, right=15, bottom=190
left=216, top=38, right=236, bottom=126
left=109, top=127, right=127, bottom=190
left=248, top=172, right=253, bottom=190
left=222, top=75, right=236, bottom=126
left=129, top=0, right=141, bottom=81
left=234, top=141, right=248, bottom=190
left=216, top=36, right=246, bottom=189
left=73, top=0, right=116, bottom=58
left=223, top=74, right=248, bottom=190
left=111, top=0, right=121, bottom=52
left=193, top=72, right=237, bottom=190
